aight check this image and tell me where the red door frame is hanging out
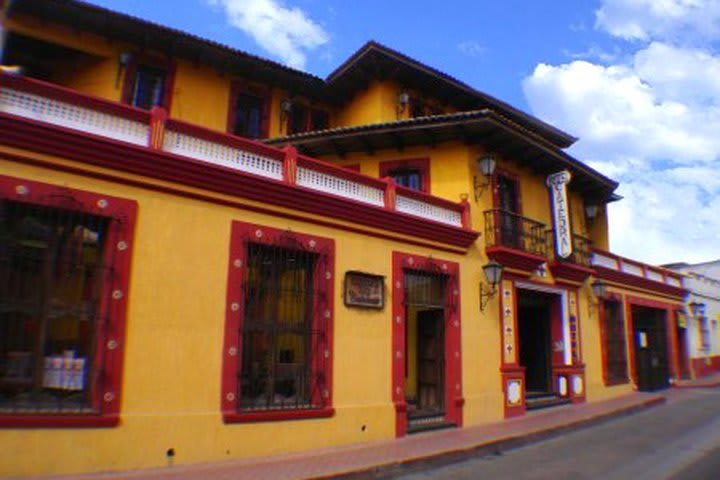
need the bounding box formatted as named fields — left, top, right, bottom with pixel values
left=625, top=296, right=680, bottom=386
left=391, top=252, right=462, bottom=437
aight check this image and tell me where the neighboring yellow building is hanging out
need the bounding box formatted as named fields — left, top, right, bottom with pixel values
left=0, top=0, right=687, bottom=476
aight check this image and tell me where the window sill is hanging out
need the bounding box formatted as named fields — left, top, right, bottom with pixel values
left=223, top=407, right=334, bottom=424
left=0, top=413, right=119, bottom=428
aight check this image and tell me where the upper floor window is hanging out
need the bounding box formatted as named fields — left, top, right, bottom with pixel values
left=379, top=158, right=430, bottom=193
left=122, top=58, right=173, bottom=111
left=286, top=103, right=329, bottom=135
left=0, top=175, right=136, bottom=427
left=221, top=221, right=334, bottom=422
left=129, top=65, right=167, bottom=110
left=229, top=85, right=269, bottom=139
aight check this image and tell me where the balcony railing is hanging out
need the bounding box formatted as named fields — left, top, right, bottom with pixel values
left=546, top=230, right=592, bottom=267
left=0, top=71, right=470, bottom=230
left=483, top=209, right=547, bottom=257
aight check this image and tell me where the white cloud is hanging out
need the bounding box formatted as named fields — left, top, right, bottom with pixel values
left=207, top=0, right=329, bottom=70
left=458, top=41, right=485, bottom=57
left=523, top=38, right=720, bottom=264
left=595, top=0, right=720, bottom=42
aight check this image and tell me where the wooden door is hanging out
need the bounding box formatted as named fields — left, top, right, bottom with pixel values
left=415, top=309, right=444, bottom=417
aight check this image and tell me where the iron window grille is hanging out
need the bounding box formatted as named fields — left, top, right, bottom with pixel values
left=0, top=194, right=123, bottom=415
left=602, top=300, right=629, bottom=384
left=228, top=227, right=333, bottom=416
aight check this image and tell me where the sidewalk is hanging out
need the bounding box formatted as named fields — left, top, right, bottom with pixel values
left=675, top=371, right=720, bottom=388
left=44, top=391, right=669, bottom=480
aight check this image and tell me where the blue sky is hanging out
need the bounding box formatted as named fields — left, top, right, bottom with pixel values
left=84, top=0, right=720, bottom=266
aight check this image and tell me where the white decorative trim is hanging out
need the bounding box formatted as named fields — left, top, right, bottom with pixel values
left=572, top=375, right=583, bottom=395
left=591, top=252, right=619, bottom=270
left=666, top=276, right=682, bottom=287
left=558, top=376, right=568, bottom=396
left=646, top=270, right=664, bottom=282
left=0, top=88, right=149, bottom=145
left=296, top=167, right=385, bottom=206
left=163, top=130, right=283, bottom=180
left=621, top=262, right=644, bottom=277
left=396, top=194, right=462, bottom=227
left=515, top=282, right=572, bottom=365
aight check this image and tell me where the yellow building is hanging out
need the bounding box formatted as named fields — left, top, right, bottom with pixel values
left=0, top=0, right=688, bottom=476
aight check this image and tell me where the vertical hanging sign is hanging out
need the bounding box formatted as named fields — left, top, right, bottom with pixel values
left=547, top=170, right=573, bottom=259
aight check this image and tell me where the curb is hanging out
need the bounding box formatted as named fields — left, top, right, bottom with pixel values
left=310, top=396, right=666, bottom=480
left=674, top=381, right=720, bottom=389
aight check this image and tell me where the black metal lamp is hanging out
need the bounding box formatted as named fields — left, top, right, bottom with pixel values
left=591, top=279, right=607, bottom=299
left=584, top=203, right=599, bottom=224
left=479, top=260, right=503, bottom=311
left=473, top=154, right=496, bottom=201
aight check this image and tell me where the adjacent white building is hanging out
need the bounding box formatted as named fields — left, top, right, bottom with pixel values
left=665, top=261, right=720, bottom=378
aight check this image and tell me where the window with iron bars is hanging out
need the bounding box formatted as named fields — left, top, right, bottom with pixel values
left=0, top=177, right=135, bottom=426
left=223, top=222, right=334, bottom=420
left=602, top=300, right=629, bottom=385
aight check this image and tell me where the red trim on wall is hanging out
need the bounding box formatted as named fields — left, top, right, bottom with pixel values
left=221, top=220, right=335, bottom=423
left=0, top=114, right=479, bottom=248
left=391, top=252, right=462, bottom=436
left=486, top=246, right=546, bottom=274
left=2, top=152, right=468, bottom=256
left=379, top=158, right=431, bottom=194
left=0, top=174, right=136, bottom=428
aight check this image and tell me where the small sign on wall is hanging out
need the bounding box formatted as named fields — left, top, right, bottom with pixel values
left=344, top=271, right=385, bottom=309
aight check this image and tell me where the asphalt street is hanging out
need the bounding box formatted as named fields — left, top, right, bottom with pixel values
left=389, top=387, right=720, bottom=480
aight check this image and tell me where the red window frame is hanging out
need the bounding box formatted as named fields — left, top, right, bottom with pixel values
left=226, top=81, right=271, bottom=139
left=121, top=55, right=175, bottom=111
left=221, top=220, right=335, bottom=423
left=0, top=174, right=137, bottom=428
left=379, top=158, right=430, bottom=194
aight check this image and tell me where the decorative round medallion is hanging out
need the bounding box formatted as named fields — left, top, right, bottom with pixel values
left=97, top=199, right=108, bottom=209
left=255, top=229, right=263, bottom=238
left=226, top=393, right=235, bottom=402
left=107, top=340, right=118, bottom=350
left=233, top=259, right=243, bottom=268
left=117, top=241, right=128, bottom=251
left=396, top=316, right=402, bottom=324
left=103, top=392, right=115, bottom=403
left=325, top=271, right=332, bottom=280
left=15, top=185, right=29, bottom=195
left=408, top=257, right=414, bottom=265
left=322, top=389, right=329, bottom=398
left=228, top=347, right=237, bottom=356
left=396, top=350, right=402, bottom=359
left=112, top=290, right=123, bottom=300
left=324, top=349, right=330, bottom=358
left=308, top=239, right=317, bottom=249
left=324, top=309, right=331, bottom=318
left=230, top=302, right=240, bottom=312
left=396, top=281, right=401, bottom=289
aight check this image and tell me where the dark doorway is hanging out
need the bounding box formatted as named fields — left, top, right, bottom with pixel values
left=518, top=290, right=554, bottom=395
left=414, top=309, right=444, bottom=418
left=676, top=325, right=690, bottom=380
left=632, top=306, right=670, bottom=391
left=404, top=270, right=449, bottom=431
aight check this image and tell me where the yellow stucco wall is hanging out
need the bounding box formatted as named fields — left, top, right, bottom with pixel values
left=334, top=80, right=400, bottom=128
left=0, top=148, right=505, bottom=476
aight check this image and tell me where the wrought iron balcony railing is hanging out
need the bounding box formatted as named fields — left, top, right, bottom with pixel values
left=545, top=230, right=593, bottom=267
left=483, top=209, right=547, bottom=257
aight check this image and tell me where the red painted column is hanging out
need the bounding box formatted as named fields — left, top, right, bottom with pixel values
left=282, top=145, right=298, bottom=185
left=383, top=177, right=396, bottom=211
left=148, top=106, right=167, bottom=149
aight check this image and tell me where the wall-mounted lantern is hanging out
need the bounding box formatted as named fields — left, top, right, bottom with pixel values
left=473, top=154, right=496, bottom=201
left=396, top=91, right=410, bottom=119
left=479, top=260, right=503, bottom=311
